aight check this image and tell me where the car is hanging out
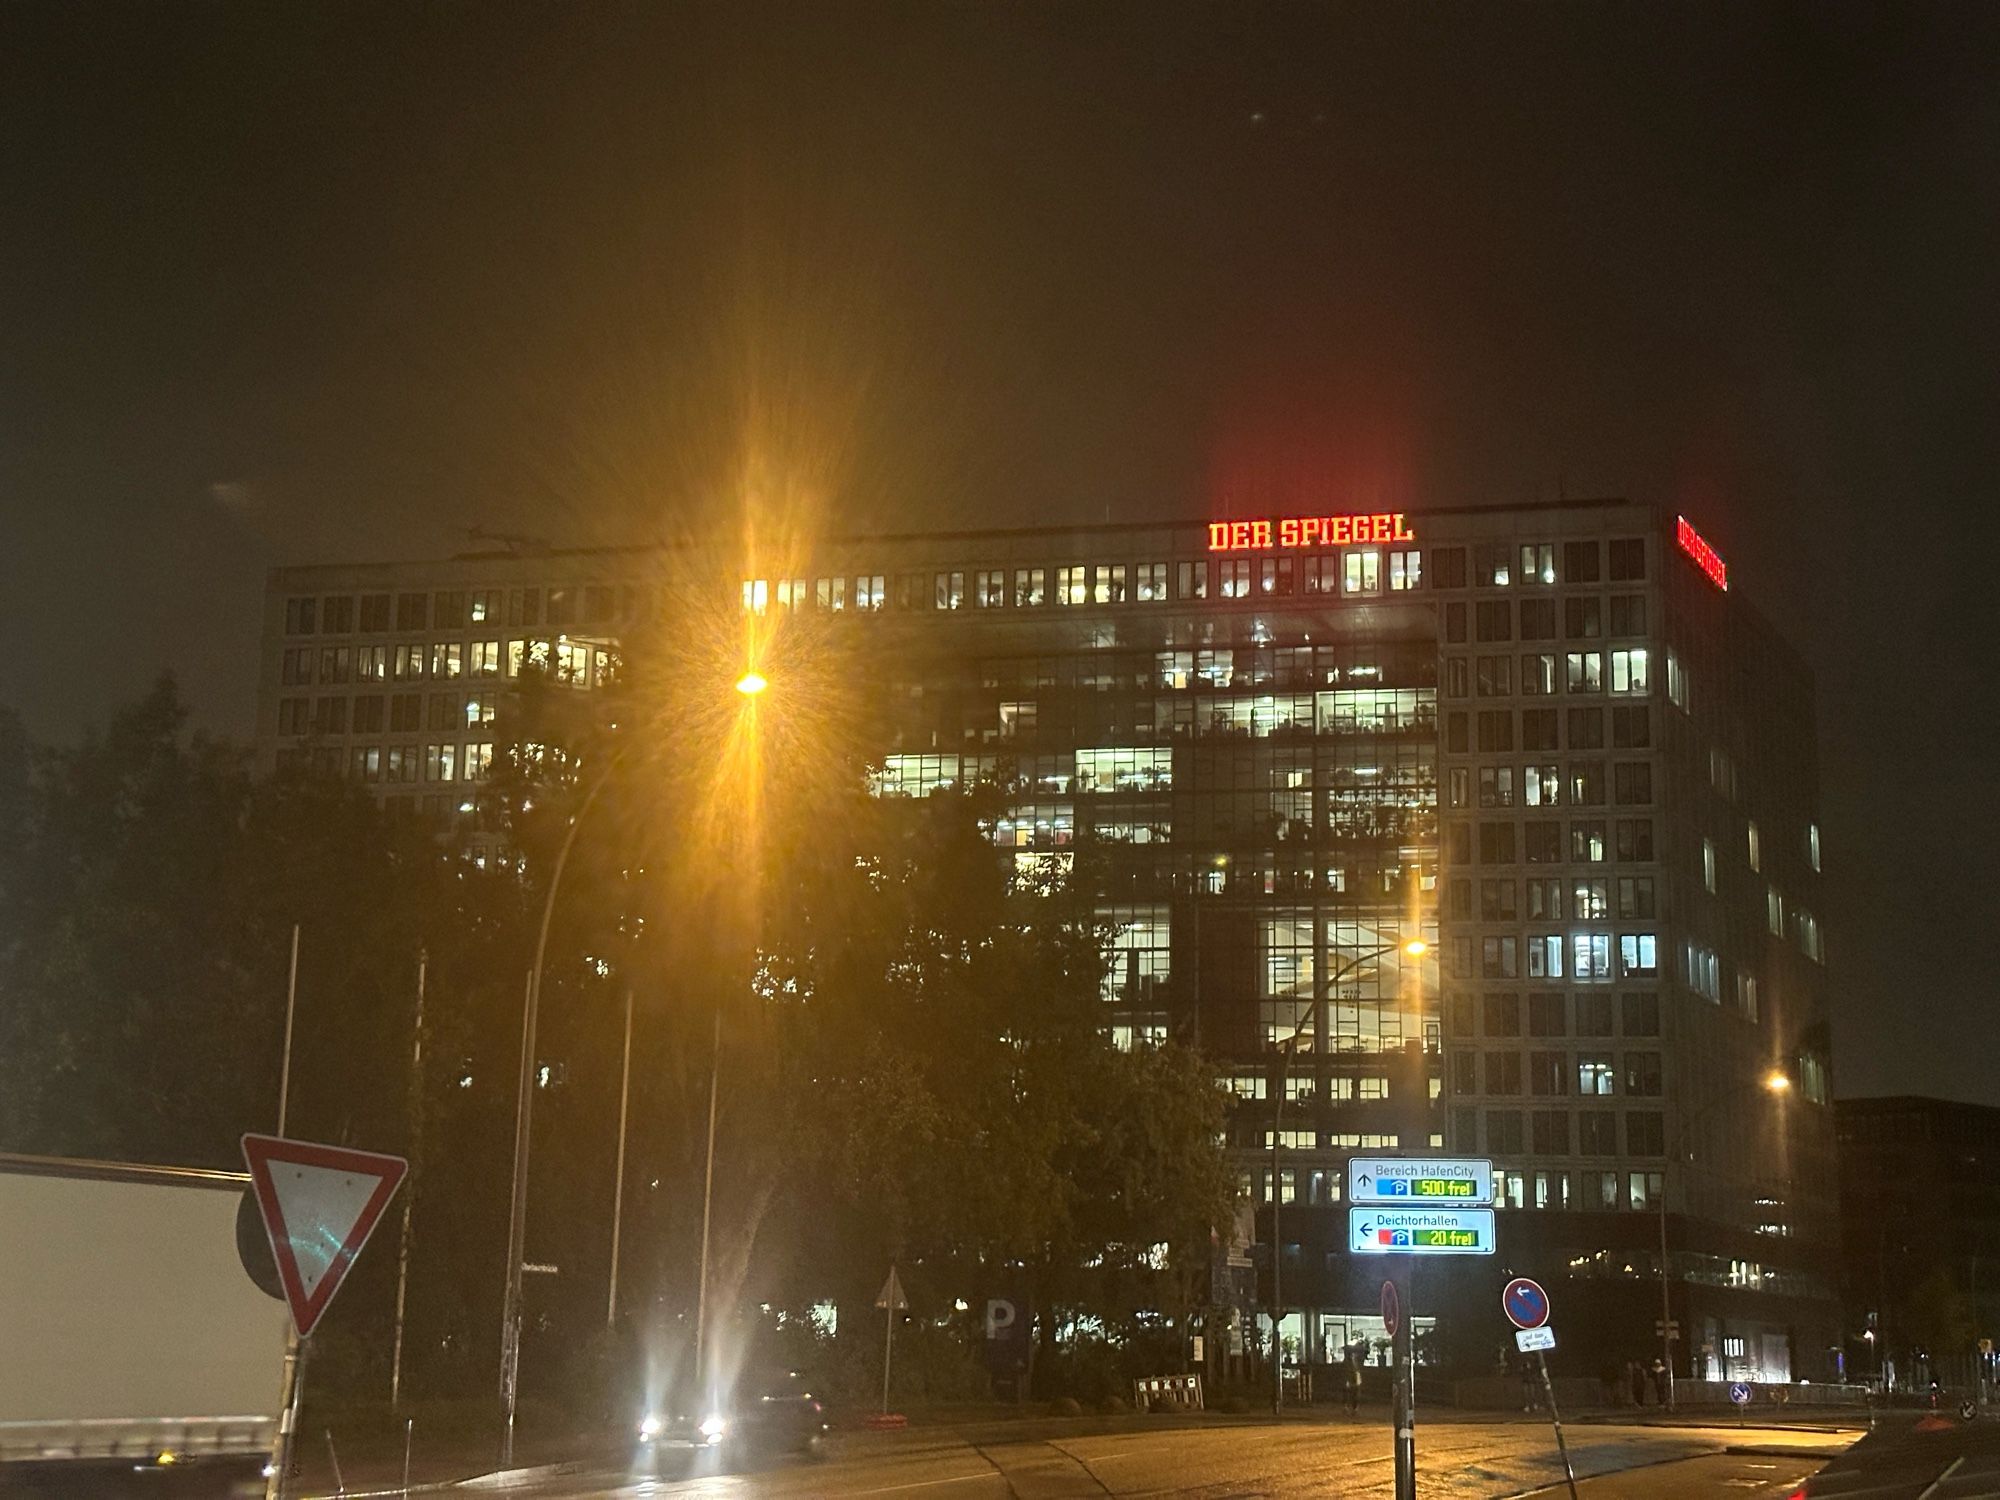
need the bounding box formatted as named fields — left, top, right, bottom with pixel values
left=636, top=1370, right=830, bottom=1471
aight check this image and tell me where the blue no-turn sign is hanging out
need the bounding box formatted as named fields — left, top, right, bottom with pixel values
left=1501, top=1277, right=1551, bottom=1331
left=1729, top=1381, right=1752, bottom=1406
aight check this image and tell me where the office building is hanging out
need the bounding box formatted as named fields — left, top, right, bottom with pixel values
left=256, top=497, right=1839, bottom=1377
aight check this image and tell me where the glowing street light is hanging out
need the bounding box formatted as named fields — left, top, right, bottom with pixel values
left=735, top=670, right=768, bottom=696
left=1765, top=1070, right=1792, bottom=1094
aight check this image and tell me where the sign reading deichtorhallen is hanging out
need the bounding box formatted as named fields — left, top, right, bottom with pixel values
left=1347, top=1207, right=1498, bottom=1256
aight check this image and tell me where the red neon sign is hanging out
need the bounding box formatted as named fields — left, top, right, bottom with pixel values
left=1675, top=515, right=1728, bottom=591
left=1208, top=513, right=1415, bottom=551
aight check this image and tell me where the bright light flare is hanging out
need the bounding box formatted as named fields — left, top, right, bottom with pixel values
left=735, top=671, right=768, bottom=696
left=1401, top=939, right=1428, bottom=957
left=1764, top=1070, right=1792, bottom=1094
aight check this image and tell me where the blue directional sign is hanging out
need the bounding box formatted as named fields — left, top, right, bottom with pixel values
left=1729, top=1381, right=1752, bottom=1406
left=1502, top=1277, right=1551, bottom=1331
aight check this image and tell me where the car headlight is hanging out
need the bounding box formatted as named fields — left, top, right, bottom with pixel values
left=639, top=1414, right=662, bottom=1439
left=698, top=1413, right=727, bottom=1443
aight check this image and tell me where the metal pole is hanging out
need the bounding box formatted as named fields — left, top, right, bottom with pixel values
left=500, top=756, right=619, bottom=1463
left=499, top=969, right=535, bottom=1467
left=267, top=1334, right=309, bottom=1500
left=607, top=987, right=634, bottom=1328
left=1660, top=1173, right=1675, bottom=1410
left=1272, top=1039, right=1285, bottom=1418
left=881, top=1290, right=896, bottom=1415
left=1537, top=1352, right=1580, bottom=1500
left=401, top=1417, right=413, bottom=1498
left=1393, top=1267, right=1414, bottom=1500
left=323, top=1427, right=346, bottom=1497
left=694, top=1002, right=722, bottom=1407
left=391, top=951, right=427, bottom=1410
left=277, top=923, right=300, bottom=1135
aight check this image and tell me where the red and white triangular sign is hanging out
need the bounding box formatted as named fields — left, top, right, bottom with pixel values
left=241, top=1133, right=408, bottom=1338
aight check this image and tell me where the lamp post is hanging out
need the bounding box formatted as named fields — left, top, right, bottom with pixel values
left=1270, top=936, right=1428, bottom=1417
left=1658, top=1066, right=1790, bottom=1409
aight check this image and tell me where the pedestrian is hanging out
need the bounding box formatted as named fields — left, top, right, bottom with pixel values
left=1344, top=1355, right=1363, bottom=1416
left=1520, top=1356, right=1536, bottom=1413
left=1628, top=1359, right=1646, bottom=1407
left=1650, top=1356, right=1669, bottom=1405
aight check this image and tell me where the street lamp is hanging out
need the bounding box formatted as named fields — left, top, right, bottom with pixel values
left=1270, top=936, right=1428, bottom=1416
left=1657, top=1065, right=1792, bottom=1409
left=735, top=671, right=768, bottom=696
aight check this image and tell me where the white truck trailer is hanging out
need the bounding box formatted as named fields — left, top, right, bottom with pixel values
left=0, top=1152, right=288, bottom=1495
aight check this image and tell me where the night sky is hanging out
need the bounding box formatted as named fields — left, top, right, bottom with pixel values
left=3, top=3, right=1994, bottom=1103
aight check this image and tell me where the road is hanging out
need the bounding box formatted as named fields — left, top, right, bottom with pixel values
left=411, top=1415, right=1855, bottom=1499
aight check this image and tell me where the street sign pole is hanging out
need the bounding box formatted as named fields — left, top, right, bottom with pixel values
left=877, top=1265, right=908, bottom=1416
left=1536, top=1352, right=1579, bottom=1500
left=1393, top=1265, right=1415, bottom=1500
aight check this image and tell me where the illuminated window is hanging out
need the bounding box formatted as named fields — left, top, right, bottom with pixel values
left=1475, top=544, right=1512, bottom=587
left=1519, top=543, right=1555, bottom=585
left=926, top=572, right=958, bottom=609
left=1618, top=935, right=1658, bottom=978
left=814, top=576, right=845, bottom=610
left=468, top=590, right=497, bottom=624
left=1258, top=557, right=1294, bottom=596
left=1609, top=648, right=1650, bottom=694
left=318, top=646, right=351, bottom=684
left=425, top=743, right=457, bottom=782
left=1578, top=1057, right=1614, bottom=1095
left=1477, top=767, right=1515, bottom=808
left=1565, top=651, right=1602, bottom=693
left=1524, top=764, right=1560, bottom=807
left=463, top=696, right=494, bottom=728
left=1521, top=653, right=1556, bottom=695
left=1388, top=549, right=1421, bottom=590
left=855, top=575, right=885, bottom=610
left=430, top=642, right=462, bottom=679
left=1135, top=562, right=1168, bottom=600
left=1093, top=564, right=1128, bottom=604
left=464, top=742, right=494, bottom=781
left=1526, top=877, right=1560, bottom=919
left=1736, top=972, right=1759, bottom=1021
left=1481, top=936, right=1518, bottom=978
left=1571, top=877, right=1609, bottom=919
left=348, top=745, right=380, bottom=782
left=280, top=648, right=315, bottom=686
left=1011, top=568, right=1045, bottom=607
left=1058, top=565, right=1088, bottom=604
left=1343, top=550, right=1381, bottom=594
left=1808, top=822, right=1822, bottom=872
left=1569, top=761, right=1604, bottom=806
left=468, top=641, right=500, bottom=677
left=1572, top=933, right=1612, bottom=981
left=1747, top=820, right=1761, bottom=872
left=1627, top=1171, right=1663, bottom=1210
left=385, top=745, right=418, bottom=783
left=1570, top=819, right=1607, bottom=862
left=975, top=570, right=1007, bottom=608
left=1526, top=936, right=1563, bottom=979
left=1175, top=560, right=1208, bottom=600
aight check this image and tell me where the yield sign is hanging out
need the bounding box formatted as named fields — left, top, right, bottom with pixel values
left=876, top=1265, right=909, bottom=1310
left=241, top=1134, right=407, bottom=1338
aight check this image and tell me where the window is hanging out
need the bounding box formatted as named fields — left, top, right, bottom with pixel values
left=1528, top=992, right=1566, bottom=1036
left=1521, top=653, right=1556, bottom=695
left=1576, top=993, right=1614, bottom=1037
left=1482, top=936, right=1519, bottom=977
left=425, top=743, right=457, bottom=782
left=312, top=697, right=347, bottom=735
left=1486, top=1110, right=1525, bottom=1154
left=1479, top=822, right=1517, bottom=864
left=582, top=585, right=614, bottom=622
left=1476, top=711, right=1513, bottom=752
left=385, top=745, right=418, bottom=783
left=1578, top=1111, right=1617, bottom=1155
left=1534, top=1171, right=1570, bottom=1209
left=1526, top=935, right=1563, bottom=978
left=1747, top=820, right=1761, bottom=872
left=1218, top=559, right=1251, bottom=598
left=1567, top=707, right=1605, bottom=748
left=1388, top=549, right=1422, bottom=590
left=1524, top=764, right=1560, bottom=807
left=1621, top=992, right=1660, bottom=1036
left=1135, top=562, right=1168, bottom=601
left=1701, top=839, right=1718, bottom=893
left=935, top=571, right=965, bottom=609
left=1571, top=819, right=1607, bottom=862
left=1571, top=877, right=1609, bottom=919
left=1483, top=993, right=1521, bottom=1037
left=1475, top=601, right=1512, bottom=642
left=1478, top=767, right=1515, bottom=809
left=358, top=594, right=391, bottom=632
left=1611, top=705, right=1650, bottom=748
left=1015, top=567, right=1048, bottom=607
left=1093, top=563, right=1128, bottom=604
left=1431, top=546, right=1467, bottom=588
left=1562, top=540, right=1601, bottom=583
left=1565, top=651, right=1603, bottom=693
left=1618, top=934, right=1659, bottom=978
left=1608, top=594, right=1646, bottom=635
left=1519, top=598, right=1556, bottom=641
left=429, top=642, right=462, bottom=679
left=1609, top=648, right=1650, bottom=694
left=468, top=641, right=500, bottom=677
left=855, top=575, right=886, bottom=610
left=1615, top=876, right=1655, bottom=919
left=284, top=597, right=317, bottom=635
left=1447, top=714, right=1469, bottom=754
left=1529, top=1050, right=1567, bottom=1096
left=1519, top=542, right=1555, bottom=585
left=1615, top=819, right=1654, bottom=861
left=1532, top=1110, right=1569, bottom=1154
left=1344, top=550, right=1381, bottom=594
left=1524, top=820, right=1561, bottom=863
left=277, top=698, right=309, bottom=735
left=348, top=745, right=380, bottom=782
left=319, top=596, right=354, bottom=633
left=1666, top=650, right=1688, bottom=709
left=1525, top=877, right=1560, bottom=919
left=353, top=696, right=384, bottom=734
left=1476, top=655, right=1513, bottom=696
left=1258, top=557, right=1294, bottom=596
left=1625, top=1111, right=1665, bottom=1155
left=427, top=693, right=460, bottom=731
left=1768, top=886, right=1784, bottom=935
left=1443, top=657, right=1470, bottom=698
left=1627, top=1171, right=1664, bottom=1211
left=280, top=648, right=315, bottom=686
left=463, top=696, right=495, bottom=728
left=1572, top=933, right=1612, bottom=980
left=1522, top=708, right=1558, bottom=751
left=389, top=694, right=420, bottom=732
left=1578, top=1056, right=1614, bottom=1095
left=1613, top=763, right=1652, bottom=805
left=975, top=569, right=1008, bottom=607
left=432, top=592, right=466, bottom=629
left=1569, top=760, right=1604, bottom=806
left=1735, top=972, right=1760, bottom=1021
left=1608, top=538, right=1647, bottom=580
left=355, top=645, right=388, bottom=682
left=1476, top=544, right=1513, bottom=587
left=1564, top=597, right=1601, bottom=639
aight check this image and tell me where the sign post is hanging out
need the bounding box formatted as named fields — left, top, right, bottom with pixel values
left=1346, top=1159, right=1494, bottom=1500
left=241, top=1134, right=407, bottom=1500
left=876, top=1265, right=909, bottom=1417
left=1502, top=1278, right=1576, bottom=1500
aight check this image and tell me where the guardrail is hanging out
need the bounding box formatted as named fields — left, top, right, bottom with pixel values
left=1679, top=1379, right=1874, bottom=1408
left=0, top=1415, right=278, bottom=1462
